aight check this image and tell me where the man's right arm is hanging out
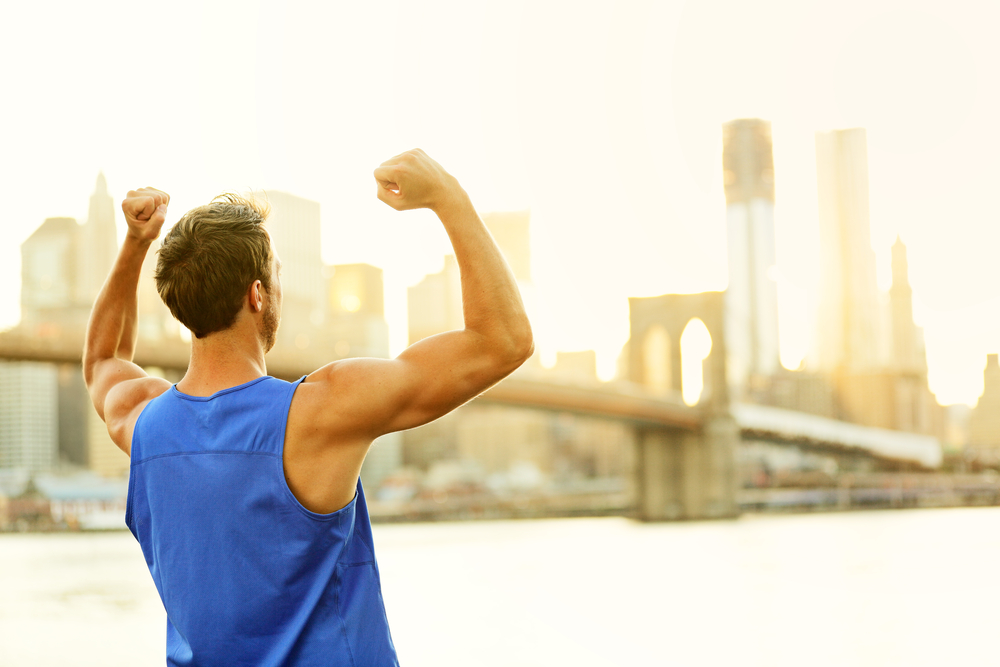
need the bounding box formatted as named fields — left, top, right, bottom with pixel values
left=308, top=149, right=533, bottom=438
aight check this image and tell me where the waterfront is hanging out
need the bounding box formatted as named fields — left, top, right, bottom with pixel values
left=1, top=508, right=998, bottom=666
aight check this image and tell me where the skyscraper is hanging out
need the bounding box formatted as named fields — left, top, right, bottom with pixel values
left=407, top=255, right=463, bottom=345
left=20, top=175, right=121, bottom=337
left=722, top=119, right=780, bottom=394
left=482, top=211, right=531, bottom=283
left=814, top=128, right=882, bottom=371
left=326, top=263, right=389, bottom=359
left=78, top=172, right=119, bottom=307
left=0, top=361, right=58, bottom=473
left=264, top=191, right=324, bottom=350
left=969, top=354, right=1000, bottom=448
left=137, top=239, right=176, bottom=341
left=20, top=217, right=82, bottom=333
left=889, top=236, right=927, bottom=374
left=481, top=210, right=541, bottom=370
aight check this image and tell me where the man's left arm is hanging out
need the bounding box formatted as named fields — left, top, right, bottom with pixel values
left=83, top=188, right=172, bottom=454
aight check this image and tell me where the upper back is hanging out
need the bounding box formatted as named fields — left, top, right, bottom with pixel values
left=132, top=376, right=288, bottom=459
left=127, top=376, right=397, bottom=666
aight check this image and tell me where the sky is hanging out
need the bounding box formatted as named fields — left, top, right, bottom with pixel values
left=1, top=0, right=998, bottom=405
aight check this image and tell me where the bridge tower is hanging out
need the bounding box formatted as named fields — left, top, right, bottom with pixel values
left=628, top=292, right=739, bottom=520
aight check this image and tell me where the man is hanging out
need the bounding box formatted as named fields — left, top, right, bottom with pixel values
left=83, top=149, right=533, bottom=666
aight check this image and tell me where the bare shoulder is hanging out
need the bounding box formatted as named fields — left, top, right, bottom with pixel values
left=284, top=359, right=392, bottom=513
left=105, top=376, right=172, bottom=454
left=290, top=357, right=400, bottom=438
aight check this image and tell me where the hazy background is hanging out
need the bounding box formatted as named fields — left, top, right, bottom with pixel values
left=2, top=0, right=997, bottom=405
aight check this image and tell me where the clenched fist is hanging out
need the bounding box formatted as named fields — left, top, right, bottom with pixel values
left=122, top=187, right=170, bottom=242
left=373, top=149, right=465, bottom=214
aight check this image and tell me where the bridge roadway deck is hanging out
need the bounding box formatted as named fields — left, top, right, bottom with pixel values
left=0, top=331, right=703, bottom=430
left=0, top=330, right=944, bottom=468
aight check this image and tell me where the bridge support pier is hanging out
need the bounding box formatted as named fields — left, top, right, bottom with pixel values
left=636, top=413, right=739, bottom=521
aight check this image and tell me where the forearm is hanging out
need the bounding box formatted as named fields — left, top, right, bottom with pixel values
left=435, top=189, right=533, bottom=359
left=83, top=235, right=152, bottom=385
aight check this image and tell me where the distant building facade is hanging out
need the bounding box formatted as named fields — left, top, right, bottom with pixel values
left=402, top=402, right=635, bottom=494
left=722, top=119, right=780, bottom=396
left=888, top=236, right=927, bottom=374
left=549, top=350, right=599, bottom=384
left=138, top=239, right=176, bottom=342
left=264, top=191, right=325, bottom=351
left=325, top=263, right=389, bottom=359
left=78, top=173, right=118, bottom=307
left=482, top=211, right=531, bottom=283
left=56, top=363, right=89, bottom=467
left=969, top=354, right=1000, bottom=448
left=814, top=128, right=883, bottom=372
left=0, top=361, right=58, bottom=473
left=407, top=255, right=463, bottom=345
left=482, top=210, right=545, bottom=370
left=20, top=174, right=121, bottom=338
left=20, top=217, right=88, bottom=335
left=747, top=368, right=838, bottom=419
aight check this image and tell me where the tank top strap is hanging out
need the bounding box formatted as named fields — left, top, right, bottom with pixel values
left=251, top=375, right=307, bottom=456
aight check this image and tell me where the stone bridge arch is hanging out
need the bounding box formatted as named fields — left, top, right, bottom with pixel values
left=628, top=291, right=729, bottom=414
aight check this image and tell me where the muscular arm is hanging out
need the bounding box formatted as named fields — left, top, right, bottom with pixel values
left=305, top=150, right=533, bottom=439
left=83, top=189, right=172, bottom=453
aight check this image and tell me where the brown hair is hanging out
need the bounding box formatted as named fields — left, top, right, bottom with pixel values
left=155, top=193, right=273, bottom=338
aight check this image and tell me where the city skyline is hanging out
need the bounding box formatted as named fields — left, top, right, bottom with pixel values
left=1, top=0, right=998, bottom=405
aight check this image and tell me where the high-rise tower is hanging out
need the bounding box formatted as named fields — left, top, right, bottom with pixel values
left=78, top=172, right=118, bottom=307
left=889, top=236, right=926, bottom=374
left=970, top=354, right=1000, bottom=448
left=814, top=128, right=882, bottom=371
left=20, top=217, right=81, bottom=332
left=482, top=211, right=531, bottom=283
left=407, top=255, right=463, bottom=345
left=264, top=191, right=324, bottom=350
left=722, top=119, right=780, bottom=394
left=326, top=263, right=389, bottom=359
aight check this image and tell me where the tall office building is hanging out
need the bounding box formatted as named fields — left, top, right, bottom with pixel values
left=481, top=210, right=543, bottom=369
left=550, top=350, right=599, bottom=383
left=137, top=239, right=175, bottom=341
left=56, top=363, right=89, bottom=467
left=326, top=263, right=390, bottom=359
left=20, top=217, right=82, bottom=333
left=20, top=174, right=121, bottom=337
left=0, top=361, right=58, bottom=473
left=889, top=237, right=927, bottom=374
left=78, top=173, right=119, bottom=307
left=482, top=211, right=531, bottom=283
left=814, top=128, right=883, bottom=371
left=407, top=255, right=463, bottom=345
left=722, top=119, right=780, bottom=394
left=969, top=354, right=1000, bottom=448
left=264, top=191, right=324, bottom=350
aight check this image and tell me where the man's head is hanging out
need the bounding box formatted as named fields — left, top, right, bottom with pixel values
left=155, top=194, right=278, bottom=344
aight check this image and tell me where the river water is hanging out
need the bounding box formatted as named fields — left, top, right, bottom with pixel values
left=1, top=508, right=997, bottom=666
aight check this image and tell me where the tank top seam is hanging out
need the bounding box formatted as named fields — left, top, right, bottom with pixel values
left=170, top=375, right=271, bottom=402
left=335, top=582, right=359, bottom=667
left=132, top=450, right=281, bottom=467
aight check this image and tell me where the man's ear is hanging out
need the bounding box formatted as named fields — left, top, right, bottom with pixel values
left=249, top=280, right=264, bottom=313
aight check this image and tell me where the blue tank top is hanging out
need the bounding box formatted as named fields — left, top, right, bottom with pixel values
left=126, top=376, right=398, bottom=666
